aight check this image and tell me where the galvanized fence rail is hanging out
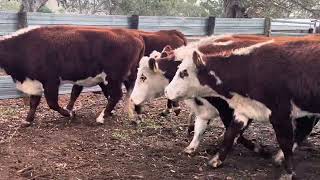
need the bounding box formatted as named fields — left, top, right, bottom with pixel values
left=0, top=11, right=318, bottom=100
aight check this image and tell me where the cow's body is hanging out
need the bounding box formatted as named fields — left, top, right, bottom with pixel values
left=66, top=29, right=187, bottom=119
left=0, top=26, right=145, bottom=126
left=165, top=36, right=320, bottom=178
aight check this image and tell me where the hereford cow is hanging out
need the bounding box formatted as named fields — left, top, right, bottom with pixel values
left=0, top=26, right=145, bottom=126
left=131, top=35, right=320, bottom=159
left=65, top=29, right=187, bottom=119
left=165, top=37, right=320, bottom=178
left=131, top=35, right=274, bottom=155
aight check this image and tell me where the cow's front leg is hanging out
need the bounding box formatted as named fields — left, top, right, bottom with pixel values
left=22, top=95, right=42, bottom=127
left=44, top=82, right=74, bottom=118
left=96, top=80, right=123, bottom=124
left=208, top=113, right=249, bottom=168
left=184, top=116, right=209, bottom=154
left=65, top=85, right=83, bottom=113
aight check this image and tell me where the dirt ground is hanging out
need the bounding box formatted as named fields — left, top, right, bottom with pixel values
left=0, top=93, right=320, bottom=180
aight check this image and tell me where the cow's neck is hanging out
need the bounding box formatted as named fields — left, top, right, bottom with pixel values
left=203, top=55, right=251, bottom=98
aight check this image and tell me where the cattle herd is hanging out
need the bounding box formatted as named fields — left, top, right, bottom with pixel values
left=0, top=25, right=320, bottom=179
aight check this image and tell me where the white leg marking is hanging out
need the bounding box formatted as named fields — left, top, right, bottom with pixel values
left=273, top=142, right=298, bottom=165
left=184, top=117, right=208, bottom=154
left=208, top=153, right=222, bottom=168
left=279, top=173, right=294, bottom=180
left=96, top=109, right=105, bottom=124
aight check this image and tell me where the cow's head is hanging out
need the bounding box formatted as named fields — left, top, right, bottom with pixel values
left=130, top=47, right=176, bottom=105
left=165, top=50, right=217, bottom=101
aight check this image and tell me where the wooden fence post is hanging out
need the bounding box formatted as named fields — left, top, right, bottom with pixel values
left=206, top=16, right=215, bottom=35
left=129, top=15, right=139, bottom=29
left=17, top=11, right=28, bottom=29
left=264, top=17, right=271, bottom=37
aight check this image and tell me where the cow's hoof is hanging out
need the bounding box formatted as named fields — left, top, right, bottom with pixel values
left=21, top=121, right=32, bottom=128
left=184, top=147, right=196, bottom=155
left=69, top=110, right=76, bottom=118
left=279, top=172, right=295, bottom=180
left=273, top=150, right=284, bottom=167
left=208, top=154, right=222, bottom=168
left=96, top=113, right=105, bottom=124
left=187, top=125, right=195, bottom=136
left=174, top=108, right=181, bottom=116
left=64, top=107, right=76, bottom=118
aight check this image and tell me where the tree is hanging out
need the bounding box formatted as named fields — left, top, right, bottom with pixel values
left=8, top=0, right=49, bottom=12
left=223, top=0, right=246, bottom=18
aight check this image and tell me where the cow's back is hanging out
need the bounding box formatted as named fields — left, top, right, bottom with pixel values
left=134, top=30, right=187, bottom=55
left=2, top=26, right=145, bottom=83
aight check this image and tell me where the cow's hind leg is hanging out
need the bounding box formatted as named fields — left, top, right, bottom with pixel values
left=65, top=85, right=83, bottom=112
left=274, top=116, right=319, bottom=165
left=44, top=82, right=74, bottom=118
left=22, top=95, right=42, bottom=127
left=96, top=80, right=123, bottom=124
left=270, top=104, right=295, bottom=179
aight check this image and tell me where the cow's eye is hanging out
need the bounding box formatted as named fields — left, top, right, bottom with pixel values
left=140, top=74, right=147, bottom=82
left=179, top=69, right=189, bottom=79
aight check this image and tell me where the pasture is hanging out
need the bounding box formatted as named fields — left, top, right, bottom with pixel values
left=0, top=91, right=320, bottom=179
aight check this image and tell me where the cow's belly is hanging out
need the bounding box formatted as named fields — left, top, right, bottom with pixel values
left=16, top=78, right=44, bottom=96
left=61, top=72, right=107, bottom=87
left=184, top=98, right=219, bottom=120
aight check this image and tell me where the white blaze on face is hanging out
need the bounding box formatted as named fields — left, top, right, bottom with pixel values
left=165, top=56, right=216, bottom=101
left=16, top=78, right=44, bottom=96
left=130, top=56, right=169, bottom=105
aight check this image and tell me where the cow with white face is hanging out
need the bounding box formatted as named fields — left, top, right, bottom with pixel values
left=131, top=36, right=275, bottom=156
left=130, top=48, right=181, bottom=117
left=165, top=39, right=320, bottom=178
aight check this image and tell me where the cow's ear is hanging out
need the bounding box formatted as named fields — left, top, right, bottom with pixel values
left=162, top=45, right=173, bottom=53
left=161, top=51, right=169, bottom=58
left=148, top=58, right=158, bottom=71
left=193, top=50, right=205, bottom=68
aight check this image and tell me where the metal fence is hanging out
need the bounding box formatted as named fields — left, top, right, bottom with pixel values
left=0, top=11, right=318, bottom=100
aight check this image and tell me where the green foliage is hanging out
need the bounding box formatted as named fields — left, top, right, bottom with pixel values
left=38, top=5, right=53, bottom=13
left=0, top=0, right=20, bottom=11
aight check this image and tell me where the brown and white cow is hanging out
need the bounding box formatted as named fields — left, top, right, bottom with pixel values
left=0, top=26, right=145, bottom=126
left=65, top=29, right=187, bottom=119
left=165, top=36, right=320, bottom=178
left=131, top=35, right=276, bottom=155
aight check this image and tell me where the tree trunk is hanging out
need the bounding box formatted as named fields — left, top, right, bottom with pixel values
left=223, top=0, right=245, bottom=18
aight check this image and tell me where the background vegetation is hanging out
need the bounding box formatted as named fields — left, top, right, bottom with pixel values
left=0, top=0, right=319, bottom=18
